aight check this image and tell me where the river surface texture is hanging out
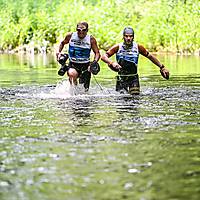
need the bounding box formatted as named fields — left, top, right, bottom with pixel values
left=0, top=54, right=200, bottom=200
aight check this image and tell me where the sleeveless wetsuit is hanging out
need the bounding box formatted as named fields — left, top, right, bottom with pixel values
left=69, top=32, right=91, bottom=63
left=68, top=32, right=92, bottom=90
left=116, top=42, right=140, bottom=95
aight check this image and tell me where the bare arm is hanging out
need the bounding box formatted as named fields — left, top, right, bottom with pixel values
left=56, top=32, right=72, bottom=59
left=139, top=44, right=170, bottom=79
left=91, top=36, right=101, bottom=62
left=147, top=54, right=163, bottom=68
left=101, top=44, right=122, bottom=71
left=101, top=44, right=118, bottom=64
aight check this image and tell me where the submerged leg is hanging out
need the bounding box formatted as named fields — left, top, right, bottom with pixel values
left=128, top=75, right=140, bottom=95
left=79, top=71, right=91, bottom=92
left=116, top=76, right=129, bottom=93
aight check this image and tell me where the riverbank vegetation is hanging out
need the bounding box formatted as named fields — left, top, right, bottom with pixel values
left=0, top=0, right=199, bottom=54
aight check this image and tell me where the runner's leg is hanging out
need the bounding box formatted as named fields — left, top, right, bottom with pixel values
left=128, top=74, right=140, bottom=95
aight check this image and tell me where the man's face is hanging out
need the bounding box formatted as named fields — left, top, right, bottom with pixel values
left=76, top=25, right=88, bottom=39
left=123, top=34, right=134, bottom=45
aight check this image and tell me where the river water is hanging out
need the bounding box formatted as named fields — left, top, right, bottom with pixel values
left=0, top=54, right=200, bottom=200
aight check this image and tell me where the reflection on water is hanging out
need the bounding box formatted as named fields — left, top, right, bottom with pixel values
left=0, top=54, right=200, bottom=200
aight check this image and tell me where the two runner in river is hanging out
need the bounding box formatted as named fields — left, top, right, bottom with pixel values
left=57, top=23, right=169, bottom=94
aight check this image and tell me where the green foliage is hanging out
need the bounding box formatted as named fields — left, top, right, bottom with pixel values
left=0, top=0, right=199, bottom=53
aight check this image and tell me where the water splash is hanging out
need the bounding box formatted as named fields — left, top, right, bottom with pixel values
left=4, top=79, right=132, bottom=100
left=32, top=80, right=119, bottom=99
left=53, top=79, right=86, bottom=97
left=15, top=80, right=88, bottom=99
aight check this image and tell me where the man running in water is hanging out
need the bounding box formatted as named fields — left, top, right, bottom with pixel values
left=101, top=27, right=170, bottom=95
left=56, top=21, right=101, bottom=91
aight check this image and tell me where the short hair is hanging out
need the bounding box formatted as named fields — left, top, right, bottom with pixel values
left=77, top=21, right=89, bottom=30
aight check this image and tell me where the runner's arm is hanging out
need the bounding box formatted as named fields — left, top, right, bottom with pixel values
left=56, top=33, right=72, bottom=59
left=138, top=44, right=169, bottom=79
left=101, top=45, right=121, bottom=71
left=139, top=44, right=164, bottom=69
left=91, top=36, right=101, bottom=62
left=101, top=44, right=119, bottom=65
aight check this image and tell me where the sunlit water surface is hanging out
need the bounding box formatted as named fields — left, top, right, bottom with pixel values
left=0, top=54, right=200, bottom=200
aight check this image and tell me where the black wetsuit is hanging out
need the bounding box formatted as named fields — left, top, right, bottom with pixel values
left=116, top=42, right=140, bottom=94
left=116, top=59, right=140, bottom=95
